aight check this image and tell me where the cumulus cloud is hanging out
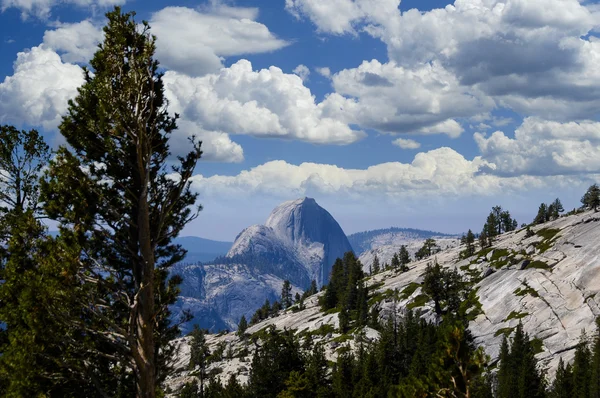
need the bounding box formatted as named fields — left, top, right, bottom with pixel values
left=293, top=64, right=310, bottom=81
left=187, top=147, right=566, bottom=200
left=1, top=0, right=124, bottom=19
left=475, top=117, right=600, bottom=176
left=150, top=6, right=289, bottom=76
left=392, top=138, right=420, bottom=150
left=315, top=67, right=331, bottom=78
left=173, top=121, right=244, bottom=163
left=43, top=20, right=103, bottom=63
left=0, top=45, right=84, bottom=130
left=321, top=59, right=490, bottom=136
left=163, top=60, right=365, bottom=145
left=288, top=0, right=600, bottom=121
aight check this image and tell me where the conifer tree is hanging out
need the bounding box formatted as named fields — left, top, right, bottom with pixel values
left=189, top=326, right=210, bottom=397
left=237, top=315, right=248, bottom=337
left=550, top=357, right=573, bottom=398
left=582, top=184, right=600, bottom=212
left=281, top=280, right=293, bottom=309
left=572, top=331, right=591, bottom=398
left=590, top=318, right=600, bottom=398
left=371, top=254, right=381, bottom=275
left=391, top=252, right=401, bottom=269
left=39, top=8, right=203, bottom=397
left=398, top=245, right=411, bottom=271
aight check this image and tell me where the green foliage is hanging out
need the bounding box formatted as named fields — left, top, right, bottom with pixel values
left=319, top=252, right=368, bottom=332
left=415, top=238, right=440, bottom=261
left=481, top=206, right=517, bottom=247
left=370, top=254, right=381, bottom=275
left=514, top=282, right=540, bottom=298
left=504, top=311, right=529, bottom=322
left=582, top=184, right=600, bottom=212
left=422, top=261, right=466, bottom=316
left=238, top=315, right=249, bottom=337
left=281, top=280, right=293, bottom=309
left=496, top=323, right=546, bottom=398
left=460, top=229, right=477, bottom=259
left=526, top=260, right=551, bottom=270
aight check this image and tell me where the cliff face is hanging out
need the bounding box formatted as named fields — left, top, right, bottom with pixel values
left=173, top=197, right=353, bottom=332
left=167, top=210, right=600, bottom=389
left=229, top=197, right=354, bottom=286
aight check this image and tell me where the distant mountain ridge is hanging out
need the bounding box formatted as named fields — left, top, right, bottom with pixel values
left=348, top=226, right=457, bottom=254
left=171, top=197, right=353, bottom=333
left=175, top=236, right=232, bottom=264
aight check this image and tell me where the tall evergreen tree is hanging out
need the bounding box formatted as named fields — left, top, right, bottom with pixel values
left=237, top=315, right=248, bottom=338
left=398, top=245, right=411, bottom=271
left=371, top=254, right=380, bottom=275
left=582, top=184, right=600, bottom=212
left=40, top=8, right=202, bottom=397
left=281, top=280, right=293, bottom=309
left=550, top=358, right=573, bottom=398
left=188, top=326, right=210, bottom=397
left=572, top=331, right=591, bottom=398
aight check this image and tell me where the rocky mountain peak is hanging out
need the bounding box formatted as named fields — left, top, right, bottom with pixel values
left=228, top=197, right=353, bottom=287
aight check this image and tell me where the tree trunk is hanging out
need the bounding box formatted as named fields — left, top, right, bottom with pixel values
left=135, top=165, right=156, bottom=398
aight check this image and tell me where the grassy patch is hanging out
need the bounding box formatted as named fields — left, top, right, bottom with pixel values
left=368, top=288, right=399, bottom=306
left=400, top=282, right=421, bottom=300
left=536, top=228, right=561, bottom=253
left=332, top=333, right=353, bottom=344
left=494, top=327, right=516, bottom=338
left=503, top=311, right=529, bottom=322
left=323, top=308, right=340, bottom=315
left=491, top=248, right=509, bottom=261
left=477, top=247, right=494, bottom=259
left=514, top=283, right=539, bottom=298
left=407, top=293, right=430, bottom=310
left=526, top=260, right=550, bottom=270
left=531, top=338, right=544, bottom=355
left=368, top=281, right=385, bottom=292
left=304, top=324, right=335, bottom=337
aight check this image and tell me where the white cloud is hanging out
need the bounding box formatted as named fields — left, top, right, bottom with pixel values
left=189, top=147, right=573, bottom=200
left=392, top=138, right=420, bottom=150
left=43, top=20, right=103, bottom=63
left=163, top=60, right=365, bottom=145
left=1, top=0, right=124, bottom=19
left=150, top=6, right=289, bottom=76
left=315, top=67, right=331, bottom=78
left=321, top=59, right=491, bottom=136
left=0, top=45, right=84, bottom=130
left=285, top=0, right=367, bottom=35
left=293, top=64, right=310, bottom=81
left=288, top=0, right=600, bottom=121
left=173, top=121, right=243, bottom=163
left=475, top=117, right=600, bottom=176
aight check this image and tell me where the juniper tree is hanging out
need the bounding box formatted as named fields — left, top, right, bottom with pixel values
left=40, top=8, right=202, bottom=397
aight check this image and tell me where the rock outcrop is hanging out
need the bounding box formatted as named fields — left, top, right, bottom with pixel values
left=172, top=197, right=353, bottom=332
left=167, top=210, right=600, bottom=390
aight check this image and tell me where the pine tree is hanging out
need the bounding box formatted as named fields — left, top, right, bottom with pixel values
left=281, top=280, right=293, bottom=309
left=534, top=203, right=549, bottom=224
left=552, top=198, right=564, bottom=219
left=189, top=325, right=210, bottom=397
left=550, top=357, right=573, bottom=398
left=39, top=8, right=203, bottom=397
left=590, top=318, right=600, bottom=398
left=582, top=184, right=600, bottom=212
left=371, top=254, right=381, bottom=275
left=391, top=253, right=400, bottom=269
left=572, top=331, right=591, bottom=398
left=398, top=245, right=411, bottom=271
left=237, top=315, right=248, bottom=337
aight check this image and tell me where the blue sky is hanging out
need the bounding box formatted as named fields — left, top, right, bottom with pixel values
left=1, top=0, right=600, bottom=241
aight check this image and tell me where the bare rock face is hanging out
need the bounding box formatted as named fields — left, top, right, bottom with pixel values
left=167, top=210, right=600, bottom=389
left=227, top=197, right=353, bottom=286
left=173, top=198, right=352, bottom=332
